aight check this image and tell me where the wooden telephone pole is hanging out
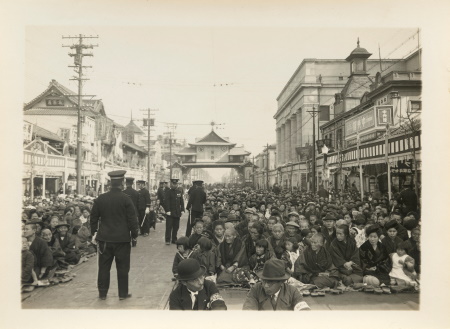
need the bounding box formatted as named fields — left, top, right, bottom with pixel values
left=63, top=34, right=98, bottom=195
left=141, top=109, right=158, bottom=189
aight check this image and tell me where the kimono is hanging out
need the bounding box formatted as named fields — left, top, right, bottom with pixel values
left=242, top=234, right=258, bottom=260
left=217, top=237, right=248, bottom=270
left=381, top=236, right=403, bottom=255
left=191, top=249, right=216, bottom=275
left=22, top=250, right=35, bottom=283
left=53, top=232, right=81, bottom=265
left=29, top=236, right=53, bottom=276
left=294, top=246, right=340, bottom=288
left=267, top=235, right=287, bottom=254
left=404, top=238, right=420, bottom=273
left=359, top=240, right=391, bottom=284
left=321, top=227, right=336, bottom=250
left=248, top=251, right=273, bottom=275
left=329, top=237, right=363, bottom=285
left=172, top=250, right=193, bottom=276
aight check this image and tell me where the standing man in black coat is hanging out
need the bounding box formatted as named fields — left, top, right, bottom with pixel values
left=90, top=170, right=139, bottom=300
left=122, top=177, right=139, bottom=247
left=397, top=183, right=418, bottom=215
left=137, top=180, right=151, bottom=237
left=164, top=178, right=185, bottom=245
left=157, top=181, right=166, bottom=205
left=185, top=180, right=207, bottom=237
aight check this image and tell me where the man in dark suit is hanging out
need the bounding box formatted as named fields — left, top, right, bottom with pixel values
left=185, top=180, right=207, bottom=237
left=157, top=181, right=166, bottom=205
left=169, top=259, right=226, bottom=310
left=397, top=183, right=418, bottom=215
left=122, top=177, right=139, bottom=247
left=137, top=180, right=151, bottom=237
left=164, top=178, right=185, bottom=245
left=90, top=170, right=139, bottom=300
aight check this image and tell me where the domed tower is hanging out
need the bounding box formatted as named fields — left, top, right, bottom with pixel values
left=346, top=38, right=372, bottom=75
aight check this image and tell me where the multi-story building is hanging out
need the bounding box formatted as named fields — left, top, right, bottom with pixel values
left=273, top=40, right=419, bottom=191
left=254, top=144, right=277, bottom=189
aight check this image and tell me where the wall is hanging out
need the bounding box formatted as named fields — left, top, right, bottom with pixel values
left=195, top=145, right=229, bottom=162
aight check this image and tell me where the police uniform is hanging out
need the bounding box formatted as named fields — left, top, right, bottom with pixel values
left=137, top=180, right=151, bottom=236
left=157, top=181, right=166, bottom=204
left=164, top=178, right=185, bottom=244
left=185, top=180, right=207, bottom=237
left=90, top=170, right=138, bottom=300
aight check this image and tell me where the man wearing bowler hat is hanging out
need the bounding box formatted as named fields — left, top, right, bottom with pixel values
left=136, top=180, right=151, bottom=237
left=185, top=180, right=207, bottom=237
left=243, top=259, right=310, bottom=311
left=164, top=178, right=185, bottom=245
left=90, top=170, right=139, bottom=300
left=169, top=259, right=227, bottom=310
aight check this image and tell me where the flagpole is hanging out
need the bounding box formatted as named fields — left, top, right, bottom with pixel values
left=385, top=124, right=392, bottom=199
left=357, top=132, right=364, bottom=200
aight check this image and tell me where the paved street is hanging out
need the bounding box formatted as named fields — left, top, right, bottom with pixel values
left=22, top=210, right=419, bottom=310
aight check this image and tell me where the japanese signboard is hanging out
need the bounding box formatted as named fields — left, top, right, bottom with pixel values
left=376, top=106, right=393, bottom=125
left=345, top=108, right=375, bottom=138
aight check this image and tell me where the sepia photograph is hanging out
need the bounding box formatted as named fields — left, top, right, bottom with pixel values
left=2, top=1, right=450, bottom=328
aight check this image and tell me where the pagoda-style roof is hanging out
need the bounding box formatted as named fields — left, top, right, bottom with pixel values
left=189, top=130, right=236, bottom=147
left=346, top=39, right=372, bottom=62
left=229, top=147, right=251, bottom=156
left=124, top=120, right=144, bottom=134
left=175, top=146, right=197, bottom=155
left=121, top=141, right=148, bottom=154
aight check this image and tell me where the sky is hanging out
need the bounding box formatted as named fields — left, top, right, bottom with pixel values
left=25, top=27, right=419, bottom=180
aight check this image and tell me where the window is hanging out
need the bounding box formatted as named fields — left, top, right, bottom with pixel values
left=409, top=100, right=421, bottom=113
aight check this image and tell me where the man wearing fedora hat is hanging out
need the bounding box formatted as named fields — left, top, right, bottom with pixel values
left=169, top=259, right=227, bottom=310
left=164, top=178, right=185, bottom=245
left=90, top=170, right=139, bottom=300
left=243, top=259, right=310, bottom=311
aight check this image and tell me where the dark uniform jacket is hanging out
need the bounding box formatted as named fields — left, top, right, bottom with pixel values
left=169, top=280, right=226, bottom=310
left=90, top=187, right=139, bottom=242
left=186, top=187, right=207, bottom=212
left=164, top=187, right=185, bottom=217
left=123, top=186, right=139, bottom=212
left=157, top=187, right=165, bottom=204
left=138, top=187, right=151, bottom=211
left=397, top=188, right=418, bottom=214
left=243, top=283, right=307, bottom=310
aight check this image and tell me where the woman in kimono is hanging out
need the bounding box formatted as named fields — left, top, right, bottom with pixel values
left=359, top=225, right=391, bottom=286
left=329, top=225, right=363, bottom=286
left=217, top=227, right=247, bottom=275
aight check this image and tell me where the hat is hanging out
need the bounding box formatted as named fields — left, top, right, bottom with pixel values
left=226, top=214, right=238, bottom=222
left=323, top=213, right=337, bottom=221
left=286, top=221, right=300, bottom=228
left=108, top=170, right=126, bottom=180
left=219, top=211, right=229, bottom=218
left=288, top=211, right=300, bottom=217
left=384, top=219, right=398, bottom=230
left=125, top=177, right=135, bottom=183
left=26, top=218, right=44, bottom=227
left=177, top=259, right=206, bottom=281
left=170, top=178, right=179, bottom=184
left=137, top=180, right=146, bottom=184
left=256, top=259, right=290, bottom=281
left=55, top=220, right=70, bottom=229
left=193, top=180, right=204, bottom=185
left=244, top=208, right=255, bottom=214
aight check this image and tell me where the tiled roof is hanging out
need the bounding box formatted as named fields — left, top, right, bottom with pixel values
left=24, top=107, right=98, bottom=117
left=124, top=120, right=144, bottom=134
left=121, top=141, right=148, bottom=154
left=196, top=130, right=232, bottom=144
left=24, top=121, right=64, bottom=142
left=229, top=147, right=250, bottom=156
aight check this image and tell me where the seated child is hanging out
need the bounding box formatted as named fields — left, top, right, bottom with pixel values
left=22, top=237, right=38, bottom=284
left=188, top=219, right=205, bottom=250
left=283, top=237, right=300, bottom=275
left=293, top=233, right=340, bottom=288
left=172, top=236, right=193, bottom=279
left=248, top=239, right=273, bottom=278
left=191, top=237, right=216, bottom=277
left=389, top=241, right=418, bottom=288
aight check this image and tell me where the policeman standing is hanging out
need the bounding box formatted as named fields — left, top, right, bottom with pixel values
left=164, top=178, right=185, bottom=245
left=90, top=170, right=138, bottom=300
left=136, top=180, right=151, bottom=237
left=185, top=180, right=207, bottom=237
left=122, top=177, right=139, bottom=247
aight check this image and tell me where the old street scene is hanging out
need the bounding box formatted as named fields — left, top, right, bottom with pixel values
left=22, top=27, right=422, bottom=311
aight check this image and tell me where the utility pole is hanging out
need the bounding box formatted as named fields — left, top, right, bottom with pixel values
left=265, top=143, right=270, bottom=190
left=356, top=131, right=364, bottom=200
left=252, top=156, right=255, bottom=188
left=307, top=106, right=320, bottom=194
left=166, top=123, right=177, bottom=179
left=141, top=108, right=158, bottom=189
left=63, top=34, right=98, bottom=195
left=385, top=123, right=392, bottom=199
